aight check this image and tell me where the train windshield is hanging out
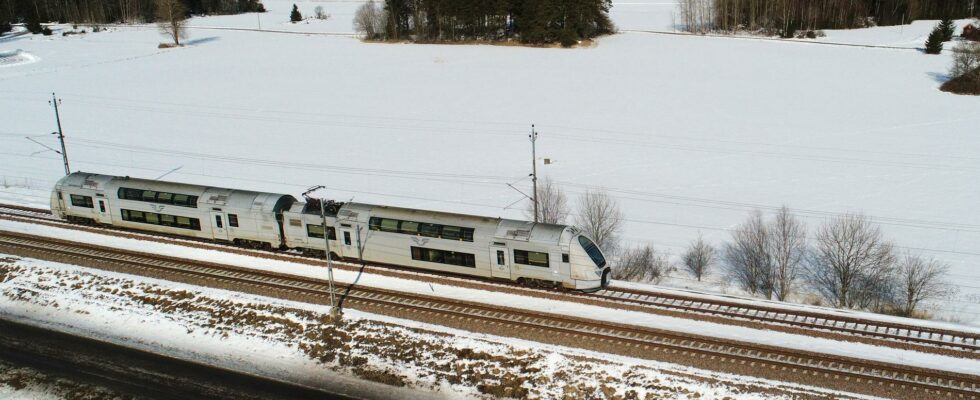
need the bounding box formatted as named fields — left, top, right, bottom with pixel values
left=578, top=236, right=606, bottom=268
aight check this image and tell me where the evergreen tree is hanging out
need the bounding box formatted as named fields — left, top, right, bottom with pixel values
left=925, top=25, right=945, bottom=54
left=25, top=14, right=44, bottom=34
left=939, top=17, right=956, bottom=41
left=0, top=19, right=11, bottom=35
left=290, top=4, right=302, bottom=22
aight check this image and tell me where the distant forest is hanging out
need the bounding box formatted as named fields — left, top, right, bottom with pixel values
left=0, top=0, right=265, bottom=25
left=379, top=0, right=614, bottom=45
left=680, top=0, right=977, bottom=35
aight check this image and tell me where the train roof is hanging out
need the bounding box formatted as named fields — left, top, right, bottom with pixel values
left=339, top=202, right=577, bottom=244
left=55, top=172, right=296, bottom=213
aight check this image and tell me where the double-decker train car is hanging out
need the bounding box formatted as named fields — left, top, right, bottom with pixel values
left=51, top=172, right=297, bottom=249
left=282, top=201, right=610, bottom=290
left=51, top=172, right=611, bottom=291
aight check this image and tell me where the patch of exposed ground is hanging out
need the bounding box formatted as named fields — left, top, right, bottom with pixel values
left=0, top=256, right=869, bottom=399
left=0, top=360, right=129, bottom=400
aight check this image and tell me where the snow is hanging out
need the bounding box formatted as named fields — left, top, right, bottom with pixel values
left=2, top=218, right=977, bottom=376
left=1, top=0, right=979, bottom=326
left=0, top=255, right=873, bottom=399
left=0, top=49, right=39, bottom=68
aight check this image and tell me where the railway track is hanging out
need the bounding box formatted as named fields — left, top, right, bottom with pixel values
left=2, top=203, right=979, bottom=356
left=0, top=230, right=977, bottom=399
left=588, top=287, right=980, bottom=353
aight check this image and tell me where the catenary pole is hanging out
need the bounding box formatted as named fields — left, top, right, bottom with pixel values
left=50, top=93, right=70, bottom=175
left=319, top=198, right=340, bottom=320
left=530, top=124, right=538, bottom=223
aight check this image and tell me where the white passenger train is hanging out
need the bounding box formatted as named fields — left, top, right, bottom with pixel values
left=51, top=172, right=610, bottom=290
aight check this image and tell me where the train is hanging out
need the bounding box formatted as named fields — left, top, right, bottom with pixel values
left=50, top=172, right=611, bottom=291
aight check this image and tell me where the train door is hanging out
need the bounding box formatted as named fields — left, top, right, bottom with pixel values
left=211, top=211, right=229, bottom=241
left=339, top=227, right=355, bottom=258
left=94, top=196, right=112, bottom=224
left=55, top=191, right=66, bottom=213
left=489, top=244, right=511, bottom=280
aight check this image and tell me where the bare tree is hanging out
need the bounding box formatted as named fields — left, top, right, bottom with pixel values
left=614, top=244, right=673, bottom=284
left=950, top=42, right=980, bottom=80
left=314, top=6, right=329, bottom=20
left=574, top=189, right=623, bottom=255
left=682, top=232, right=715, bottom=282
left=724, top=210, right=772, bottom=297
left=155, top=0, right=187, bottom=46
left=678, top=0, right=714, bottom=33
left=808, top=213, right=895, bottom=309
left=525, top=177, right=569, bottom=224
left=891, top=253, right=951, bottom=317
left=767, top=206, right=807, bottom=301
left=353, top=0, right=386, bottom=39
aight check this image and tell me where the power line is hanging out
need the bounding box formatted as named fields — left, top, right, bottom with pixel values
left=6, top=131, right=975, bottom=235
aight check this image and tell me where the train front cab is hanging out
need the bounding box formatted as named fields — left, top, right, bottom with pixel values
left=565, top=233, right=609, bottom=292
left=51, top=172, right=114, bottom=225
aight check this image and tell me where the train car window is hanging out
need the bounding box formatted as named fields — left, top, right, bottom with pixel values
left=118, top=187, right=198, bottom=208
left=399, top=221, right=419, bottom=235
left=380, top=218, right=399, bottom=232
left=120, top=209, right=200, bottom=231
left=343, top=231, right=352, bottom=245
left=228, top=214, right=239, bottom=227
left=441, top=225, right=461, bottom=240
left=497, top=250, right=505, bottom=265
left=129, top=210, right=146, bottom=222
left=367, top=217, right=474, bottom=242
left=306, top=224, right=337, bottom=240
left=215, top=215, right=223, bottom=228
left=410, top=246, right=475, bottom=268
left=69, top=194, right=94, bottom=208
left=514, top=250, right=549, bottom=268
left=418, top=223, right=440, bottom=238
left=562, top=253, right=570, bottom=263
left=577, top=236, right=607, bottom=268
left=98, top=201, right=106, bottom=213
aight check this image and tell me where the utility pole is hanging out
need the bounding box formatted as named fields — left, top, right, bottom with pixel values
left=49, top=93, right=70, bottom=175
left=319, top=198, right=341, bottom=320
left=529, top=124, right=538, bottom=223
left=304, top=185, right=341, bottom=321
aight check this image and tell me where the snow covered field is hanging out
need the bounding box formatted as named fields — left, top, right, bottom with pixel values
left=1, top=0, right=979, bottom=324
left=0, top=255, right=871, bottom=399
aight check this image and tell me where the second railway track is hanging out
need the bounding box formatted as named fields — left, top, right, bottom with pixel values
left=2, top=202, right=979, bottom=357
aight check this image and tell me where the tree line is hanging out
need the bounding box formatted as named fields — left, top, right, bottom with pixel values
left=680, top=0, right=976, bottom=36
left=534, top=180, right=953, bottom=319
left=0, top=0, right=264, bottom=26
left=354, top=0, right=614, bottom=46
